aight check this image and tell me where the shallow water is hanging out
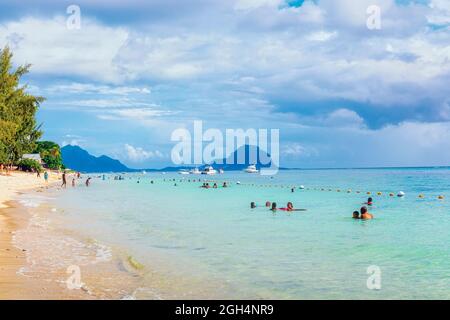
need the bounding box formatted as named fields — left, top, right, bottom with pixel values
left=35, top=168, right=450, bottom=299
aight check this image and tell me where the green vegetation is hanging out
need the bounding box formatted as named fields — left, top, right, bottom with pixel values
left=34, top=141, right=64, bottom=170
left=17, top=158, right=42, bottom=172
left=0, top=46, right=61, bottom=169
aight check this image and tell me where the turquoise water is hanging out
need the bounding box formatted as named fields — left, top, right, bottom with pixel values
left=51, top=168, right=450, bottom=299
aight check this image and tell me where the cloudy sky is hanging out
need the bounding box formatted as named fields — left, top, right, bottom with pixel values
left=1, top=0, right=449, bottom=168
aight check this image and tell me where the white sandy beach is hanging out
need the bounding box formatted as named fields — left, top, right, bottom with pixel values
left=0, top=171, right=151, bottom=299
left=0, top=171, right=59, bottom=298
left=0, top=171, right=60, bottom=209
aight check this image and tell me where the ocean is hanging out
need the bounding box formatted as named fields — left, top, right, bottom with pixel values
left=16, top=168, right=450, bottom=299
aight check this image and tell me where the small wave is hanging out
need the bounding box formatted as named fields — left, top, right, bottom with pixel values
left=122, top=287, right=163, bottom=300
left=19, top=199, right=41, bottom=208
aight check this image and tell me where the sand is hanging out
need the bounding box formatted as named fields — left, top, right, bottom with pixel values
left=0, top=171, right=60, bottom=299
left=0, top=171, right=60, bottom=209
left=0, top=171, right=146, bottom=299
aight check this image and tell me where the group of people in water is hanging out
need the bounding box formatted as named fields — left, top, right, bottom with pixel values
left=201, top=182, right=228, bottom=188
left=250, top=201, right=305, bottom=212
left=250, top=196, right=374, bottom=219
left=61, top=171, right=90, bottom=188
left=352, top=197, right=374, bottom=220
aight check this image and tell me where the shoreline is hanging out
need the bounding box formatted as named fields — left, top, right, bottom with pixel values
left=0, top=172, right=184, bottom=300
left=0, top=171, right=59, bottom=299
left=0, top=172, right=136, bottom=299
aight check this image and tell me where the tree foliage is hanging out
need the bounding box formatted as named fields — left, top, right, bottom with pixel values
left=0, top=46, right=45, bottom=165
left=34, top=141, right=64, bottom=169
left=17, top=158, right=42, bottom=172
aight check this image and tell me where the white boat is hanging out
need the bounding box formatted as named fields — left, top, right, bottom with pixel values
left=189, top=167, right=201, bottom=175
left=244, top=164, right=259, bottom=173
left=178, top=170, right=190, bottom=175
left=201, top=165, right=217, bottom=175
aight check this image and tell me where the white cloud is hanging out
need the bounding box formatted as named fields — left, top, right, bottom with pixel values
left=234, top=0, right=282, bottom=11
left=61, top=139, right=82, bottom=147
left=1, top=0, right=449, bottom=128
left=106, top=108, right=174, bottom=119
left=428, top=0, right=450, bottom=25
left=0, top=16, right=128, bottom=82
left=323, top=108, right=366, bottom=128
left=306, top=30, right=337, bottom=42
left=59, top=98, right=158, bottom=109
left=282, top=143, right=317, bottom=158
left=124, top=144, right=165, bottom=162
left=47, top=83, right=150, bottom=95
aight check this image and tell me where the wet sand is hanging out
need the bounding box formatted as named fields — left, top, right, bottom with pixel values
left=1, top=191, right=141, bottom=299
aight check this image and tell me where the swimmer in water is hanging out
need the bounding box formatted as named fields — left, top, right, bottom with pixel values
left=365, top=197, right=373, bottom=206
left=352, top=211, right=360, bottom=219
left=213, top=183, right=218, bottom=189
left=223, top=182, right=227, bottom=188
left=250, top=202, right=256, bottom=209
left=283, top=202, right=306, bottom=212
left=265, top=201, right=271, bottom=207
left=271, top=202, right=277, bottom=211
left=360, top=206, right=373, bottom=220
left=287, top=202, right=294, bottom=211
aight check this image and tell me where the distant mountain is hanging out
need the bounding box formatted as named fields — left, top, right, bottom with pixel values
left=61, top=144, right=276, bottom=173
left=61, top=145, right=132, bottom=173
left=211, top=144, right=273, bottom=170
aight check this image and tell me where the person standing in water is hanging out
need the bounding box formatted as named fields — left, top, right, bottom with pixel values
left=85, top=177, right=91, bottom=187
left=360, top=206, right=373, bottom=220
left=44, top=171, right=49, bottom=183
left=72, top=178, right=76, bottom=187
left=61, top=171, right=67, bottom=188
left=352, top=211, right=360, bottom=219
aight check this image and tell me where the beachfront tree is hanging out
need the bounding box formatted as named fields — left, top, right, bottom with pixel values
left=34, top=141, right=64, bottom=169
left=0, top=46, right=44, bottom=165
